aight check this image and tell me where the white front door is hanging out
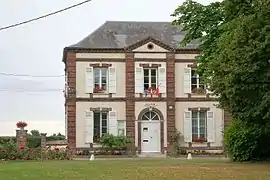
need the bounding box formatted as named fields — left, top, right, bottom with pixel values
left=141, top=121, right=161, bottom=152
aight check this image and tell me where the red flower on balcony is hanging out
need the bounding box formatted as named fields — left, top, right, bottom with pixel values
left=93, top=86, right=106, bottom=93
left=192, top=137, right=207, bottom=143
left=19, top=146, right=25, bottom=150
left=16, top=121, right=27, bottom=129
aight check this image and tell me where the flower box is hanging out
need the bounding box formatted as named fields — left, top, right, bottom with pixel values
left=93, top=87, right=106, bottom=93
left=192, top=87, right=206, bottom=94
left=192, top=137, right=207, bottom=143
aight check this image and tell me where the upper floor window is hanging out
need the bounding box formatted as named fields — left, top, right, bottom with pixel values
left=94, top=68, right=108, bottom=93
left=135, top=67, right=166, bottom=94
left=184, top=67, right=206, bottom=94
left=143, top=68, right=157, bottom=90
left=191, top=69, right=205, bottom=93
left=85, top=67, right=116, bottom=94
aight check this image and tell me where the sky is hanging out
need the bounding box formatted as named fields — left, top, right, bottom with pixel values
left=0, top=0, right=215, bottom=136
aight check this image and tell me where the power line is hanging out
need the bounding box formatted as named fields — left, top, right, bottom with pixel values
left=0, top=0, right=92, bottom=31
left=0, top=72, right=64, bottom=77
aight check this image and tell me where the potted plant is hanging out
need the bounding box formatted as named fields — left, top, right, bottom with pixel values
left=16, top=121, right=27, bottom=130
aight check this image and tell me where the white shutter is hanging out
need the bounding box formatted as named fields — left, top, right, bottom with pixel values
left=135, top=67, right=144, bottom=93
left=109, top=110, right=118, bottom=136
left=108, top=67, right=116, bottom=93
left=207, top=111, right=215, bottom=142
left=85, top=67, right=93, bottom=93
left=184, top=110, right=192, bottom=142
left=158, top=67, right=166, bottom=93
left=84, top=110, right=93, bottom=143
left=183, top=67, right=191, bottom=94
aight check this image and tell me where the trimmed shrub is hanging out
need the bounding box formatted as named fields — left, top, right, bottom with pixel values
left=224, top=120, right=270, bottom=161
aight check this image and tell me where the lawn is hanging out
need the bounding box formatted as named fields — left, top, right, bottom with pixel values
left=0, top=158, right=269, bottom=180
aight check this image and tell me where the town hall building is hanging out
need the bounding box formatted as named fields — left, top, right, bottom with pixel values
left=62, top=21, right=231, bottom=156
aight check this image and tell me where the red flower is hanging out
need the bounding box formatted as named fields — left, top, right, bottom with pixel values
left=192, top=137, right=207, bottom=142
left=20, top=146, right=25, bottom=150
left=16, top=121, right=27, bottom=128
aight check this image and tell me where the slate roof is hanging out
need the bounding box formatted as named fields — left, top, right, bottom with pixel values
left=68, top=21, right=199, bottom=49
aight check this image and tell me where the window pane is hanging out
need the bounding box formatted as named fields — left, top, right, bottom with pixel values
left=191, top=77, right=197, bottom=85
left=102, top=113, right=107, bottom=120
left=151, top=76, right=156, bottom=86
left=192, top=111, right=198, bottom=138
left=144, top=69, right=149, bottom=76
left=151, top=69, right=156, bottom=76
left=191, top=69, right=196, bottom=77
left=93, top=113, right=100, bottom=141
left=94, top=68, right=100, bottom=77
left=101, top=77, right=106, bottom=84
left=144, top=77, right=149, bottom=84
left=101, top=68, right=107, bottom=77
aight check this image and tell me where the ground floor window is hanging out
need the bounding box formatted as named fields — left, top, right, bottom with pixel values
left=93, top=112, right=108, bottom=142
left=192, top=111, right=207, bottom=142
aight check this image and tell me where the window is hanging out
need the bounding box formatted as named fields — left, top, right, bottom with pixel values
left=93, top=112, right=108, bottom=142
left=94, top=68, right=108, bottom=93
left=191, top=69, right=205, bottom=93
left=192, top=111, right=207, bottom=142
left=144, top=68, right=157, bottom=90
left=117, top=120, right=126, bottom=136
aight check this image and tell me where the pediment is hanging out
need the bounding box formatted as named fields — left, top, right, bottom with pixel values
left=126, top=36, right=173, bottom=52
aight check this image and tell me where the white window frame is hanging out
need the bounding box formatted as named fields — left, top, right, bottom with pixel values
left=191, top=69, right=205, bottom=92
left=93, top=68, right=108, bottom=92
left=93, top=112, right=108, bottom=142
left=143, top=68, right=158, bottom=90
left=117, top=120, right=126, bottom=136
left=191, top=111, right=207, bottom=141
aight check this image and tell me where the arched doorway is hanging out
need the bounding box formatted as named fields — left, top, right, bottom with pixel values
left=138, top=108, right=163, bottom=153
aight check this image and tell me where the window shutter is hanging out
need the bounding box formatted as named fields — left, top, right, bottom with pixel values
left=207, top=111, right=215, bottom=142
left=135, top=67, right=144, bottom=93
left=108, top=67, right=116, bottom=93
left=85, top=67, right=93, bottom=93
left=158, top=67, right=166, bottom=93
left=109, top=110, right=118, bottom=136
left=183, top=67, right=191, bottom=94
left=184, top=110, right=192, bottom=142
left=84, top=110, right=93, bottom=143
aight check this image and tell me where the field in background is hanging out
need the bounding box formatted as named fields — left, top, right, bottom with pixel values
left=0, top=159, right=269, bottom=180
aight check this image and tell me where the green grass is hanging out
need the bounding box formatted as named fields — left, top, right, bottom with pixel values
left=0, top=159, right=269, bottom=180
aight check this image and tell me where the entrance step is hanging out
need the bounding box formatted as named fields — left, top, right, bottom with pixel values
left=137, top=152, right=166, bottom=158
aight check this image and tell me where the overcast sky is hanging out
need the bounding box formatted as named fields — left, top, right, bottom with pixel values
left=0, top=0, right=214, bottom=136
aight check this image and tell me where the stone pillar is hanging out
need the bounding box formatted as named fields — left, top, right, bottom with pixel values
left=16, top=129, right=28, bottom=149
left=40, top=133, right=47, bottom=148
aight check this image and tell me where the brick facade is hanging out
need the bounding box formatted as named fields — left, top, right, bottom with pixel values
left=166, top=53, right=176, bottom=150
left=125, top=52, right=135, bottom=143
left=66, top=52, right=76, bottom=149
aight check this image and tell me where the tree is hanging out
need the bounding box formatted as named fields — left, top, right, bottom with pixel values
left=30, top=130, right=40, bottom=137
left=172, top=0, right=270, bottom=124
left=172, top=0, right=270, bottom=161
